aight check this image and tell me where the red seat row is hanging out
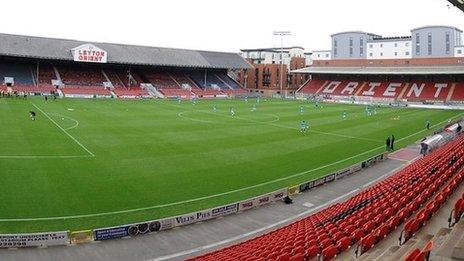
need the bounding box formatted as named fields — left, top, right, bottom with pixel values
left=190, top=135, right=464, bottom=261
left=404, top=241, right=433, bottom=261
left=298, top=76, right=464, bottom=102
left=448, top=191, right=464, bottom=227
left=399, top=164, right=464, bottom=245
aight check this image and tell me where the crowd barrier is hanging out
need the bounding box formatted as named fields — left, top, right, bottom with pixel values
left=0, top=152, right=387, bottom=248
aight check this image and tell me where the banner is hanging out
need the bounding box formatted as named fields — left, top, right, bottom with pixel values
left=325, top=174, right=335, bottom=183
left=255, top=194, right=271, bottom=207
left=335, top=168, right=352, bottom=180
left=350, top=164, right=362, bottom=174
left=72, top=44, right=107, bottom=63
left=271, top=189, right=287, bottom=201
left=313, top=177, right=326, bottom=187
left=0, top=231, right=69, bottom=248
left=287, top=186, right=299, bottom=196
left=299, top=181, right=314, bottom=192
left=362, top=153, right=385, bottom=168
left=70, top=230, right=93, bottom=244
left=173, top=210, right=212, bottom=227
left=211, top=203, right=238, bottom=218
left=238, top=189, right=286, bottom=212
left=94, top=219, right=174, bottom=241
left=238, top=199, right=255, bottom=212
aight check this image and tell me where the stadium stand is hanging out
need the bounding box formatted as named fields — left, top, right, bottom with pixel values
left=189, top=71, right=229, bottom=89
left=216, top=73, right=241, bottom=89
left=104, top=69, right=125, bottom=88
left=170, top=72, right=201, bottom=90
left=190, top=135, right=464, bottom=261
left=0, top=33, right=249, bottom=99
left=298, top=78, right=328, bottom=94
left=113, top=87, right=150, bottom=98
left=61, top=86, right=111, bottom=96
left=298, top=76, right=459, bottom=102
left=0, top=61, right=34, bottom=85
left=159, top=88, right=195, bottom=99
left=59, top=65, right=106, bottom=87
left=37, top=64, right=57, bottom=85
left=143, top=71, right=180, bottom=89
left=12, top=85, right=56, bottom=93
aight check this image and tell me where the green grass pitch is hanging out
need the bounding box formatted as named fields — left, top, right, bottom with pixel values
left=0, top=97, right=462, bottom=233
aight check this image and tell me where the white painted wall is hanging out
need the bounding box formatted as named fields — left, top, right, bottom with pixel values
left=455, top=46, right=464, bottom=57
left=311, top=50, right=331, bottom=60
left=240, top=47, right=307, bottom=67
left=366, top=40, right=412, bottom=59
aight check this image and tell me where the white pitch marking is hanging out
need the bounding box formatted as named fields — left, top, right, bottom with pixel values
left=48, top=113, right=79, bottom=130
left=32, top=103, right=94, bottom=157
left=178, top=106, right=383, bottom=143
left=0, top=155, right=93, bottom=159
left=0, top=108, right=461, bottom=221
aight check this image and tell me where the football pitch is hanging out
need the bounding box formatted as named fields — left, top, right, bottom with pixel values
left=0, top=97, right=462, bottom=233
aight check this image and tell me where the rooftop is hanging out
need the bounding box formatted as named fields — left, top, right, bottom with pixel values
left=0, top=33, right=251, bottom=69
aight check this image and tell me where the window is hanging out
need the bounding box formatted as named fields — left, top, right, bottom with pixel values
left=394, top=52, right=398, bottom=56
left=369, top=44, right=373, bottom=48
left=369, top=52, right=373, bottom=57
left=458, top=49, right=462, bottom=54
left=380, top=44, right=383, bottom=48
left=406, top=51, right=410, bottom=56
left=317, top=54, right=321, bottom=58
left=427, top=33, right=432, bottom=55
left=415, top=33, right=420, bottom=55
left=380, top=52, right=383, bottom=56
left=325, top=54, right=329, bottom=58
left=446, top=32, right=451, bottom=54
left=349, top=37, right=353, bottom=57
left=406, top=42, right=410, bottom=47
left=394, top=43, right=398, bottom=47
left=334, top=40, right=338, bottom=57
left=360, top=37, right=364, bottom=56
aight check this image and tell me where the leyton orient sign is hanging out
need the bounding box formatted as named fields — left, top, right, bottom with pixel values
left=72, top=44, right=107, bottom=63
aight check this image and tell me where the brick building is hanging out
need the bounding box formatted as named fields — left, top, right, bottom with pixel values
left=237, top=47, right=310, bottom=94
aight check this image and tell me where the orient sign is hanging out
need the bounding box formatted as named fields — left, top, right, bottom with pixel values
left=72, top=44, right=107, bottom=63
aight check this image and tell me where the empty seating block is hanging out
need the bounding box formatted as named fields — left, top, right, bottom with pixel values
left=190, top=136, right=464, bottom=261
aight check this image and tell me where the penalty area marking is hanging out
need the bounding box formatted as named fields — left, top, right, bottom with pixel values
left=32, top=103, right=94, bottom=157
left=47, top=113, right=79, bottom=130
left=0, top=111, right=461, bottom=221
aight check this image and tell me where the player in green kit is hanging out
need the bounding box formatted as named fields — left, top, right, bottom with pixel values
left=300, top=120, right=308, bottom=133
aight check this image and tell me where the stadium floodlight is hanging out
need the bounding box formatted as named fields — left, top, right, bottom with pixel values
left=273, top=31, right=291, bottom=94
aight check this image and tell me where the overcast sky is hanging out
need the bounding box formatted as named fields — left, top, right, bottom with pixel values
left=1, top=0, right=463, bottom=53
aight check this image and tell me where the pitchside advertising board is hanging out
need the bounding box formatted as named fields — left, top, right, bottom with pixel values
left=299, top=153, right=384, bottom=193
left=71, top=44, right=107, bottom=63
left=0, top=231, right=69, bottom=248
left=94, top=193, right=291, bottom=241
left=238, top=188, right=287, bottom=212
left=94, top=203, right=240, bottom=241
